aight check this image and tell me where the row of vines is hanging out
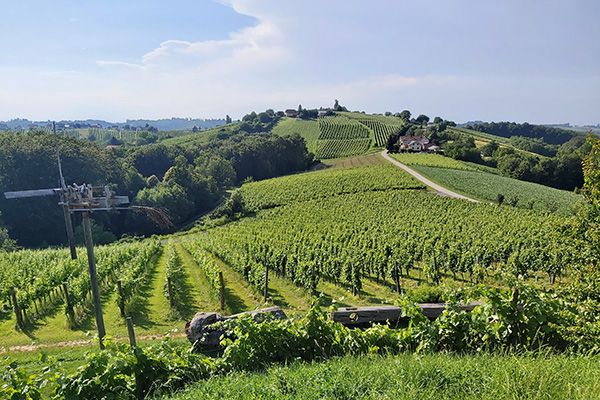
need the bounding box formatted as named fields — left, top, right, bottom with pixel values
left=188, top=190, right=579, bottom=295
left=0, top=240, right=160, bottom=327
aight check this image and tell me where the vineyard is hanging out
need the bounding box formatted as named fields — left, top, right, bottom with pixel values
left=390, top=153, right=477, bottom=170
left=317, top=116, right=370, bottom=140
left=0, top=160, right=597, bottom=399
left=240, top=164, right=424, bottom=211
left=196, top=189, right=577, bottom=295
left=313, top=138, right=372, bottom=159
left=0, top=241, right=161, bottom=330
left=272, top=118, right=320, bottom=153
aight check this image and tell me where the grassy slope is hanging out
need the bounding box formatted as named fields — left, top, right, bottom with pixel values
left=167, top=353, right=600, bottom=400
left=413, top=165, right=582, bottom=214
left=388, top=152, right=581, bottom=214
left=272, top=118, right=320, bottom=153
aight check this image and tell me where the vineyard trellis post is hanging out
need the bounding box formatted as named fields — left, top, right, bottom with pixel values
left=264, top=264, right=269, bottom=303
left=219, top=271, right=225, bottom=311
left=3, top=153, right=132, bottom=350
left=10, top=287, right=24, bottom=330
left=393, top=260, right=401, bottom=293
left=117, top=280, right=126, bottom=318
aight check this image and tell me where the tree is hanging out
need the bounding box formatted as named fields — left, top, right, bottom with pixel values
left=225, top=115, right=232, bottom=124
left=481, top=140, right=499, bottom=157
left=433, top=117, right=443, bottom=124
left=399, top=110, right=411, bottom=121
left=192, top=126, right=199, bottom=133
left=415, top=114, right=430, bottom=124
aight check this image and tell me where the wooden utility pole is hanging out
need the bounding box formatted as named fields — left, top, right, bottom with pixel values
left=82, top=212, right=106, bottom=348
left=3, top=153, right=132, bottom=350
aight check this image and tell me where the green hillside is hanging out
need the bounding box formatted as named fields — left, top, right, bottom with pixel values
left=390, top=153, right=582, bottom=214
left=272, top=118, right=320, bottom=153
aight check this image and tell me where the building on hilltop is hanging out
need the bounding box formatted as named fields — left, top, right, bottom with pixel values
left=284, top=109, right=298, bottom=118
left=398, top=135, right=440, bottom=152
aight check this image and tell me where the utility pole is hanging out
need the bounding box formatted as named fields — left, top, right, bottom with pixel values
left=4, top=154, right=131, bottom=349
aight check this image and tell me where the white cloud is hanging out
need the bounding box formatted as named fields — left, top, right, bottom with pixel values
left=1, top=0, right=598, bottom=124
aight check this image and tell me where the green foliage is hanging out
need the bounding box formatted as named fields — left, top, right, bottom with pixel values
left=0, top=131, right=132, bottom=247
left=56, top=340, right=213, bottom=399
left=0, top=241, right=161, bottom=327
left=240, top=165, right=423, bottom=211
left=170, top=353, right=600, bottom=400
left=192, top=187, right=578, bottom=292
left=318, top=117, right=370, bottom=140
left=272, top=119, right=320, bottom=154
left=313, top=138, right=371, bottom=159
left=390, top=153, right=475, bottom=170
left=411, top=165, right=582, bottom=215
left=0, top=362, right=45, bottom=400
left=466, top=121, right=578, bottom=145
left=164, top=247, right=188, bottom=318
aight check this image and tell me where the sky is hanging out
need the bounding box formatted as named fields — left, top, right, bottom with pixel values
left=0, top=0, right=598, bottom=124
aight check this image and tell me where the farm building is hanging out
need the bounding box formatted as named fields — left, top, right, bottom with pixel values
left=284, top=109, right=298, bottom=118
left=398, top=136, right=440, bottom=152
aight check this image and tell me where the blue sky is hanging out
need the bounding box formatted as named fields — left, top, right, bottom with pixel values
left=0, top=0, right=598, bottom=124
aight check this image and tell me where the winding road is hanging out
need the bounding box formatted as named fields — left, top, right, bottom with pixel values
left=380, top=150, right=478, bottom=203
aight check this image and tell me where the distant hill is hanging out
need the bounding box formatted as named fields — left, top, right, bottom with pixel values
left=0, top=117, right=226, bottom=131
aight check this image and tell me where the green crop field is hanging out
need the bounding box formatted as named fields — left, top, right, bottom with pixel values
left=343, top=112, right=405, bottom=147
left=240, top=164, right=424, bottom=211
left=412, top=165, right=583, bottom=215
left=390, top=153, right=477, bottom=170
left=313, top=138, right=371, bottom=159
left=168, top=353, right=600, bottom=400
left=272, top=118, right=320, bottom=153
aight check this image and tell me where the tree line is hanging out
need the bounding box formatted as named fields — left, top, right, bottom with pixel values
left=0, top=114, right=314, bottom=248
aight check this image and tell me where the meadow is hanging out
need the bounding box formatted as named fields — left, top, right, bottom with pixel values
left=167, top=353, right=600, bottom=400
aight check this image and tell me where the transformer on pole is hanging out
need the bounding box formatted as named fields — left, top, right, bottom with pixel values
left=3, top=154, right=132, bottom=349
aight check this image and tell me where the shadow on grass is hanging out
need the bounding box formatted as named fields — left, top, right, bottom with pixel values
left=223, top=286, right=249, bottom=315
left=267, top=286, right=290, bottom=309
left=171, top=272, right=199, bottom=321
left=127, top=257, right=162, bottom=328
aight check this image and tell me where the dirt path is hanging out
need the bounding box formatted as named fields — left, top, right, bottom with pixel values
left=1, top=332, right=187, bottom=354
left=380, top=150, right=478, bottom=202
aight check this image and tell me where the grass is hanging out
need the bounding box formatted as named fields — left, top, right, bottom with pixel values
left=165, top=353, right=600, bottom=400
left=389, top=153, right=476, bottom=170
left=411, top=165, right=583, bottom=215
left=321, top=152, right=385, bottom=169
left=272, top=118, right=320, bottom=153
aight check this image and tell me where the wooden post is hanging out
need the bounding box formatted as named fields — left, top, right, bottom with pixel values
left=82, top=212, right=106, bottom=349
left=117, top=280, right=126, bottom=318
left=126, top=317, right=144, bottom=400
left=394, top=261, right=401, bottom=293
left=63, top=283, right=74, bottom=322
left=218, top=271, right=225, bottom=311
left=167, top=276, right=175, bottom=309
left=126, top=317, right=137, bottom=348
left=310, top=265, right=317, bottom=296
left=263, top=264, right=269, bottom=303
left=10, top=287, right=24, bottom=329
